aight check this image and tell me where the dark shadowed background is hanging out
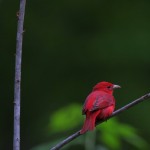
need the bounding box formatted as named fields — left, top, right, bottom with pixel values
left=1, top=0, right=150, bottom=150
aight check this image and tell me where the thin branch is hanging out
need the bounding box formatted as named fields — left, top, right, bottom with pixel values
left=50, top=92, right=150, bottom=150
left=13, top=0, right=26, bottom=150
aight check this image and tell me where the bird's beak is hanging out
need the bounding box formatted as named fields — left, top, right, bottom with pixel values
left=113, top=84, right=121, bottom=89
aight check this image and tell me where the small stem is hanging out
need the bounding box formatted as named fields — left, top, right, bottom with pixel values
left=85, top=130, right=96, bottom=150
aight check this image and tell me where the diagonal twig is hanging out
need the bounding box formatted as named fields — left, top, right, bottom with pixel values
left=13, top=0, right=26, bottom=150
left=50, top=92, right=150, bottom=150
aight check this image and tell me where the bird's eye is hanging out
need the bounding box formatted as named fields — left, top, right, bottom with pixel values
left=107, top=86, right=111, bottom=89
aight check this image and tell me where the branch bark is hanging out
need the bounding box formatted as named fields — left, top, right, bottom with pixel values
left=50, top=92, right=150, bottom=150
left=13, top=0, right=26, bottom=150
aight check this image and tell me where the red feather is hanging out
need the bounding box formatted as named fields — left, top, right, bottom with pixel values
left=80, top=81, right=120, bottom=134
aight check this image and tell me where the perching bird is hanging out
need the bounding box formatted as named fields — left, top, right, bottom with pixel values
left=80, top=81, right=121, bottom=134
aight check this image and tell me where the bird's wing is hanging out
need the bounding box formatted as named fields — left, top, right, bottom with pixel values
left=89, top=94, right=114, bottom=111
left=82, top=92, right=114, bottom=114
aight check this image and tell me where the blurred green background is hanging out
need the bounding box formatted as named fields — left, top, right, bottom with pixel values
left=1, top=0, right=150, bottom=150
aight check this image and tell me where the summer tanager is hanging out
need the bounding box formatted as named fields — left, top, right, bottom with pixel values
left=80, top=81, right=121, bottom=134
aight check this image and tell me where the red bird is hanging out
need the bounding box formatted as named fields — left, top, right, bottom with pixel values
left=80, top=81, right=121, bottom=134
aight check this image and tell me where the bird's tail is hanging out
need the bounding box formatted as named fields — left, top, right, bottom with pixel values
left=80, top=110, right=100, bottom=134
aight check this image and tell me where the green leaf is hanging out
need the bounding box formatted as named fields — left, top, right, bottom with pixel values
left=97, top=118, right=148, bottom=149
left=49, top=103, right=83, bottom=132
left=123, top=132, right=149, bottom=149
left=101, top=133, right=121, bottom=150
left=97, top=119, right=121, bottom=149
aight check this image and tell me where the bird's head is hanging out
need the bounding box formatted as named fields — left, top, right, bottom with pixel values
left=93, top=81, right=121, bottom=94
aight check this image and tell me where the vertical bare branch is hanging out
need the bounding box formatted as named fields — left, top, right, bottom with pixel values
left=13, top=0, right=26, bottom=150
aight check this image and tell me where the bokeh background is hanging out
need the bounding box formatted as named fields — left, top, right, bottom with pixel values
left=1, top=0, right=150, bottom=150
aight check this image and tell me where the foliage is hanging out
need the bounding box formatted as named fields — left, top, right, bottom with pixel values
left=49, top=103, right=83, bottom=132
left=31, top=104, right=149, bottom=150
left=97, top=118, right=148, bottom=150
